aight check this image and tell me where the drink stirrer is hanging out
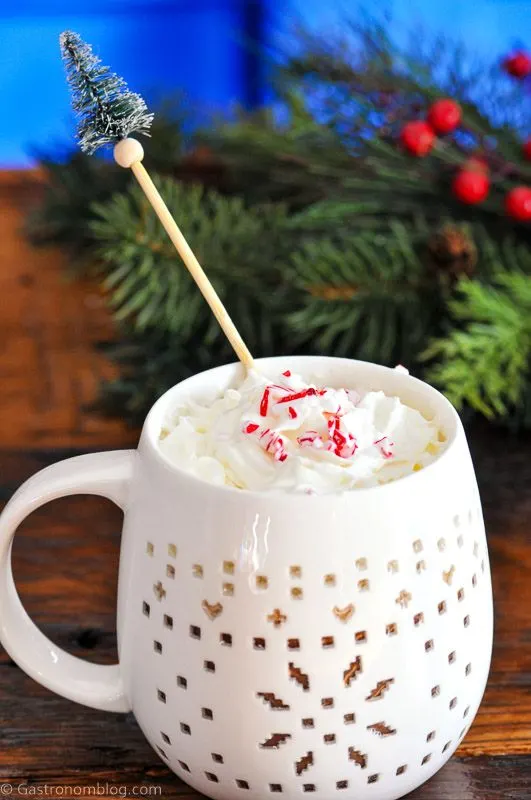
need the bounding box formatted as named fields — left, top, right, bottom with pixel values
left=59, top=31, right=254, bottom=371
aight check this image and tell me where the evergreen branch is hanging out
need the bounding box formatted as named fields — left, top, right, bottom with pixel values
left=426, top=273, right=531, bottom=418
left=286, top=222, right=446, bottom=366
left=91, top=176, right=293, bottom=342
left=60, top=31, right=153, bottom=153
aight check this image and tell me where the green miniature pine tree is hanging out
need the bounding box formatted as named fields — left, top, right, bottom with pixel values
left=60, top=31, right=154, bottom=154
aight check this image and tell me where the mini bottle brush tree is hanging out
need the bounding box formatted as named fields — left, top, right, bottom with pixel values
left=39, top=25, right=531, bottom=428
left=60, top=31, right=254, bottom=370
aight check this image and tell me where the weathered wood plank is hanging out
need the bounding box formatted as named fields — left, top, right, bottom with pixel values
left=0, top=176, right=135, bottom=449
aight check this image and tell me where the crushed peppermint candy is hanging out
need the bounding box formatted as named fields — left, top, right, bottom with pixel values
left=159, top=367, right=445, bottom=493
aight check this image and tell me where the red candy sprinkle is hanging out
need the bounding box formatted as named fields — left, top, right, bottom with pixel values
left=282, top=370, right=291, bottom=377
left=288, top=406, right=298, bottom=419
left=263, top=432, right=288, bottom=462
left=374, top=436, right=394, bottom=459
left=244, top=422, right=259, bottom=434
left=276, top=387, right=326, bottom=405
left=298, top=431, right=324, bottom=448
left=259, top=387, right=271, bottom=417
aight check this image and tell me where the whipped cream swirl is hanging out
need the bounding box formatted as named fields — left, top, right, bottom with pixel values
left=159, top=369, right=445, bottom=493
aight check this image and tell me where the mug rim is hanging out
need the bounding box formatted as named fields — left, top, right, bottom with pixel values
left=141, top=355, right=462, bottom=499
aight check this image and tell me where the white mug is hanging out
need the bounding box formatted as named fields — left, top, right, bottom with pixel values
left=0, top=356, right=492, bottom=800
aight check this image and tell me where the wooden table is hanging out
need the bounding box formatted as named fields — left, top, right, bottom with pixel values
left=0, top=174, right=531, bottom=799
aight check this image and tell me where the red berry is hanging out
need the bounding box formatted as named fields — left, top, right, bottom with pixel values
left=503, top=51, right=531, bottom=78
left=452, top=170, right=490, bottom=205
left=400, top=121, right=435, bottom=157
left=428, top=99, right=462, bottom=134
left=505, top=187, right=531, bottom=221
left=523, top=140, right=531, bottom=160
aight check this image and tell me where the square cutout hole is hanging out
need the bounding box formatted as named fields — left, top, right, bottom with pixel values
left=142, top=601, right=150, bottom=618
left=323, top=733, right=336, bottom=744
left=163, top=614, right=173, bottom=629
left=287, top=638, right=300, bottom=650
left=386, top=623, right=397, bottom=636
left=223, top=582, right=235, bottom=596
left=157, top=690, right=166, bottom=703
left=355, top=630, right=367, bottom=643
left=192, top=564, right=203, bottom=578
left=324, top=573, right=336, bottom=587
left=202, top=707, right=214, bottom=720
left=154, top=640, right=163, bottom=654
left=355, top=558, right=367, bottom=571
left=303, top=785, right=315, bottom=793
left=190, top=625, right=201, bottom=640
left=204, top=660, right=216, bottom=673
left=358, top=579, right=369, bottom=591
left=344, top=713, right=355, bottom=725
left=396, top=765, right=407, bottom=776
left=253, top=637, right=266, bottom=650
left=205, top=772, right=218, bottom=783
left=270, top=785, right=282, bottom=793
left=161, top=732, right=171, bottom=744
left=177, top=675, right=187, bottom=689
left=212, top=753, right=224, bottom=764
left=336, top=781, right=348, bottom=790
left=180, top=722, right=191, bottom=735
left=166, top=564, right=175, bottom=579
left=168, top=543, right=177, bottom=558
left=178, top=761, right=190, bottom=772
left=220, top=633, right=232, bottom=646
left=223, top=560, right=235, bottom=575
left=236, top=780, right=249, bottom=789
left=256, top=575, right=268, bottom=590
left=321, top=636, right=334, bottom=648
left=146, top=542, right=154, bottom=556
left=321, top=697, right=334, bottom=709
left=302, top=718, right=314, bottom=729
left=291, top=587, right=303, bottom=599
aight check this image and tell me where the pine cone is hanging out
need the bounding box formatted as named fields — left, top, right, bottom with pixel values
left=425, top=225, right=477, bottom=281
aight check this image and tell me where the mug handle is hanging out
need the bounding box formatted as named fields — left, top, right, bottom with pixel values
left=0, top=450, right=136, bottom=713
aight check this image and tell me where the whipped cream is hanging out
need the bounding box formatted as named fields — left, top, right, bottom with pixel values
left=159, top=369, right=445, bottom=494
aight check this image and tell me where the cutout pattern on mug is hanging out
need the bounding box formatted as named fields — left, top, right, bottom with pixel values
left=139, top=505, right=488, bottom=794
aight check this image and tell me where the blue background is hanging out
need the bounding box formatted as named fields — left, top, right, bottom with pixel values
left=2, top=0, right=531, bottom=167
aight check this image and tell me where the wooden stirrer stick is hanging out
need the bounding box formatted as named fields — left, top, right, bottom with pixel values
left=114, top=138, right=254, bottom=370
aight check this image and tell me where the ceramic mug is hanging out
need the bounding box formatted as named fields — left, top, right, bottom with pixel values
left=0, top=356, right=493, bottom=800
